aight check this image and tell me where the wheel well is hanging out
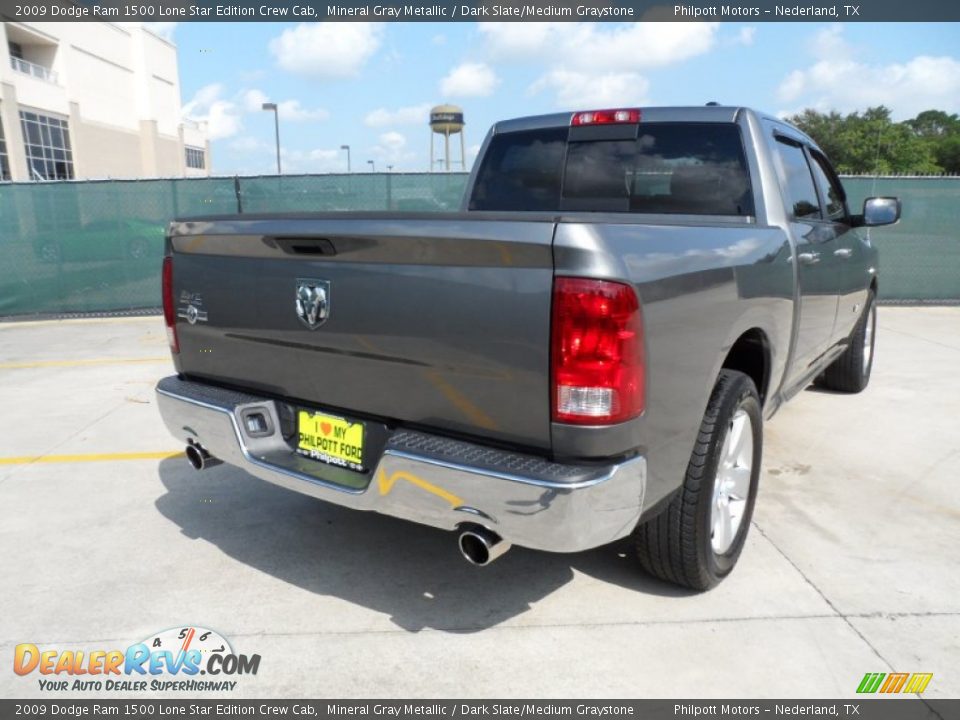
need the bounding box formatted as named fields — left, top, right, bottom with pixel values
left=721, top=329, right=770, bottom=404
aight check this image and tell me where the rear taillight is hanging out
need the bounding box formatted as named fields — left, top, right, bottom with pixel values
left=162, top=256, right=179, bottom=354
left=551, top=277, right=645, bottom=425
left=571, top=108, right=641, bottom=126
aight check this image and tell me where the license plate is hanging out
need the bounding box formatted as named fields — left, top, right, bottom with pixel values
left=296, top=410, right=365, bottom=471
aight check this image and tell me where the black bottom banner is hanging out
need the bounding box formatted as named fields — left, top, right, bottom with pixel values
left=0, top=700, right=956, bottom=720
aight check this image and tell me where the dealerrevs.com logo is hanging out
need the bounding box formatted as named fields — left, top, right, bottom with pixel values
left=14, top=626, right=260, bottom=693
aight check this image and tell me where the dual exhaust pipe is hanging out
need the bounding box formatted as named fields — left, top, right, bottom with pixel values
left=458, top=524, right=511, bottom=567
left=184, top=443, right=510, bottom=566
left=185, top=442, right=221, bottom=471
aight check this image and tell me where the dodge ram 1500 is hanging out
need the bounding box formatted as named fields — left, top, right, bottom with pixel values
left=156, top=106, right=900, bottom=589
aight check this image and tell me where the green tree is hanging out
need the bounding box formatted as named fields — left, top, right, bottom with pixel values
left=906, top=110, right=960, bottom=138
left=907, top=110, right=960, bottom=174
left=935, top=136, right=960, bottom=174
left=788, top=106, right=942, bottom=175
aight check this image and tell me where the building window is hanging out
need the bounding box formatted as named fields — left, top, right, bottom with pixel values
left=185, top=146, right=205, bottom=170
left=19, top=110, right=74, bottom=180
left=8, top=42, right=23, bottom=60
left=0, top=116, right=10, bottom=181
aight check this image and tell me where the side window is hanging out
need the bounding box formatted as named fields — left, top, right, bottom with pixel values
left=469, top=128, right=567, bottom=211
left=809, top=151, right=847, bottom=221
left=775, top=138, right=821, bottom=220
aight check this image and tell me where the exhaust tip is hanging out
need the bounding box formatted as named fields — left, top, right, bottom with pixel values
left=185, top=443, right=221, bottom=471
left=458, top=525, right=511, bottom=567
left=185, top=444, right=204, bottom=470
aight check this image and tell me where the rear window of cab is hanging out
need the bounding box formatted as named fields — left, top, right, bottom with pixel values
left=469, top=122, right=754, bottom=216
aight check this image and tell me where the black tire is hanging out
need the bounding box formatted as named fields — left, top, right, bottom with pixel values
left=818, top=291, right=876, bottom=393
left=633, top=370, right=762, bottom=591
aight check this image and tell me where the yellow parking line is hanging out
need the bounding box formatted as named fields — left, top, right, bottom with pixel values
left=0, top=451, right=183, bottom=466
left=0, top=357, right=169, bottom=369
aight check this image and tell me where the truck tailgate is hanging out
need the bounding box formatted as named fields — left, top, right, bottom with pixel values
left=168, top=214, right=556, bottom=450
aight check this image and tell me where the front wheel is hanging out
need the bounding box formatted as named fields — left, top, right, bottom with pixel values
left=633, top=369, right=762, bottom=591
left=818, top=291, right=876, bottom=393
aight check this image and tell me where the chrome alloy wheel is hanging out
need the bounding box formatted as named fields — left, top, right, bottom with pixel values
left=863, top=304, right=876, bottom=375
left=710, top=408, right=754, bottom=555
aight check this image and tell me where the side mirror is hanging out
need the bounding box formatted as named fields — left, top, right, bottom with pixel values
left=858, top=197, right=901, bottom=227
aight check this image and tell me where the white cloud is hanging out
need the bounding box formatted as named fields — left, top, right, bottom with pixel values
left=530, top=70, right=650, bottom=109
left=269, top=23, right=383, bottom=78
left=370, top=131, right=415, bottom=166
left=143, top=22, right=177, bottom=41
left=478, top=22, right=567, bottom=59
left=242, top=90, right=328, bottom=122
left=481, top=22, right=717, bottom=107
left=278, top=147, right=344, bottom=174
left=440, top=62, right=498, bottom=98
left=479, top=22, right=718, bottom=72
left=182, top=84, right=241, bottom=140
left=242, top=89, right=270, bottom=113
left=777, top=27, right=960, bottom=119
left=365, top=103, right=433, bottom=127
left=277, top=100, right=329, bottom=122
left=811, top=25, right=851, bottom=62
left=732, top=26, right=756, bottom=46
left=229, top=136, right=269, bottom=153
left=432, top=34, right=447, bottom=46
left=379, top=131, right=406, bottom=152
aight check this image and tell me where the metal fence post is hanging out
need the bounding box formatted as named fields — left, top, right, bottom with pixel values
left=234, top=175, right=243, bottom=214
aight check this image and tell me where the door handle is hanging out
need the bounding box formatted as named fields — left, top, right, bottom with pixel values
left=798, top=252, right=821, bottom=265
left=834, top=248, right=853, bottom=259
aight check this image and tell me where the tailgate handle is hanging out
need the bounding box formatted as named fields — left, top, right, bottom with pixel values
left=272, top=237, right=337, bottom=256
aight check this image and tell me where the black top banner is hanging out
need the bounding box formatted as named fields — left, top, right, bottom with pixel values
left=2, top=0, right=960, bottom=21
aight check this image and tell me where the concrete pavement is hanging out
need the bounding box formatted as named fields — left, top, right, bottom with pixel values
left=0, top=309, right=957, bottom=699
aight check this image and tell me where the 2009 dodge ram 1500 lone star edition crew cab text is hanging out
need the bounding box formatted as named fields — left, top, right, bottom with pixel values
left=156, top=106, right=901, bottom=590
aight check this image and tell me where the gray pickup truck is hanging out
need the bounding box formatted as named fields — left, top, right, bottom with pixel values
left=156, top=106, right=900, bottom=590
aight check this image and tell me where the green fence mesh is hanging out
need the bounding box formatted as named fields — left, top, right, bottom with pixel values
left=842, top=177, right=960, bottom=302
left=0, top=173, right=956, bottom=317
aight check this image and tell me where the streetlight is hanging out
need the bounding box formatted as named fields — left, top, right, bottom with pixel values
left=262, top=102, right=281, bottom=174
left=387, top=165, right=394, bottom=172
left=367, top=160, right=375, bottom=172
left=340, top=145, right=351, bottom=173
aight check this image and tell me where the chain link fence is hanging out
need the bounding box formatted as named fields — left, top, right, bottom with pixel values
left=842, top=176, right=959, bottom=303
left=0, top=173, right=956, bottom=318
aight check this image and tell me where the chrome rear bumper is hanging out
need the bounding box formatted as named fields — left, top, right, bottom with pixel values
left=155, top=376, right=646, bottom=553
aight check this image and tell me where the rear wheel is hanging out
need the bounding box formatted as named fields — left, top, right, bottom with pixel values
left=818, top=291, right=876, bottom=393
left=633, top=370, right=762, bottom=591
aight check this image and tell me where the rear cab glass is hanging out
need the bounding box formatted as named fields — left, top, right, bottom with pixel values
left=469, top=122, right=754, bottom=216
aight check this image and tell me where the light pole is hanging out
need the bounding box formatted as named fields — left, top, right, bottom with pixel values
left=262, top=102, right=281, bottom=174
left=340, top=144, right=351, bottom=173
left=387, top=165, right=394, bottom=172
left=367, top=160, right=375, bottom=172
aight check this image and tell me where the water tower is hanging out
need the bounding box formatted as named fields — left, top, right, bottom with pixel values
left=429, top=104, right=465, bottom=172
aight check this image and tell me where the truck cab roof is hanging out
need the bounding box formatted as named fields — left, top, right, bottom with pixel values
left=491, top=105, right=815, bottom=147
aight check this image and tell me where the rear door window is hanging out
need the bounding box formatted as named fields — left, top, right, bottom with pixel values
left=808, top=151, right=847, bottom=221
left=775, top=138, right=822, bottom=220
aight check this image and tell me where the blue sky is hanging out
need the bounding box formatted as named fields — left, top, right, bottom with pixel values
left=150, top=22, right=960, bottom=176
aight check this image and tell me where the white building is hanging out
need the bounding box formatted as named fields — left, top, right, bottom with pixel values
left=0, top=22, right=209, bottom=182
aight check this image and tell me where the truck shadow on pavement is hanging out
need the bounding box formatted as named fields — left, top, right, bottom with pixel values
left=156, top=458, right=694, bottom=633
